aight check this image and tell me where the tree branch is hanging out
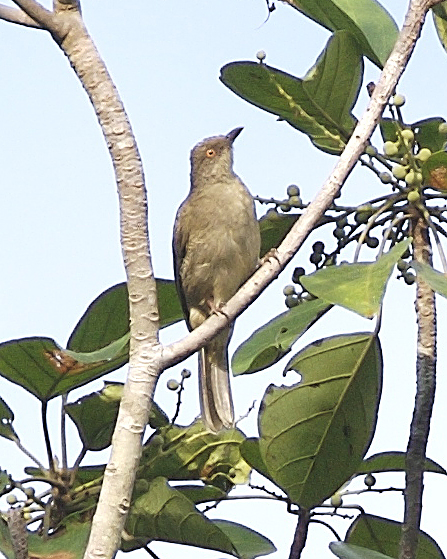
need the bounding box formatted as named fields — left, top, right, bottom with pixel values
left=0, top=4, right=41, bottom=27
left=399, top=212, right=436, bottom=559
left=162, top=0, right=437, bottom=371
left=11, top=0, right=55, bottom=30
left=289, top=509, right=310, bottom=559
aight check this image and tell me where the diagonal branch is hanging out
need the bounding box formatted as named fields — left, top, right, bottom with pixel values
left=11, top=0, right=55, bottom=29
left=0, top=4, right=42, bottom=27
left=162, top=0, right=439, bottom=371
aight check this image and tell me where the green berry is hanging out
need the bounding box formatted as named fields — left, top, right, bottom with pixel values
left=279, top=201, right=291, bottom=212
left=393, top=94, right=406, bottom=107
left=336, top=216, right=348, bottom=227
left=405, top=171, right=420, bottom=186
left=379, top=172, right=392, bottom=184
left=364, top=474, right=376, bottom=487
left=366, top=236, right=379, bottom=249
left=167, top=379, right=180, bottom=391
left=365, top=145, right=377, bottom=157
left=310, top=252, right=323, bottom=265
left=397, top=259, right=409, bottom=272
left=354, top=211, right=372, bottom=224
left=266, top=208, right=280, bottom=220
left=285, top=294, right=299, bottom=308
left=288, top=195, right=302, bottom=207
left=383, top=141, right=399, bottom=157
left=416, top=148, right=432, bottom=162
left=292, top=267, right=305, bottom=283
left=283, top=285, right=296, bottom=296
left=401, top=248, right=411, bottom=259
left=401, top=129, right=414, bottom=144
left=333, top=227, right=345, bottom=240
left=392, top=165, right=407, bottom=180
left=6, top=494, right=17, bottom=505
left=287, top=184, right=300, bottom=197
left=181, top=369, right=191, bottom=378
left=404, top=272, right=416, bottom=285
left=24, top=487, right=35, bottom=498
left=438, top=122, right=447, bottom=134
left=407, top=189, right=420, bottom=203
left=330, top=493, right=343, bottom=508
left=256, top=50, right=266, bottom=62
left=312, top=241, right=325, bottom=253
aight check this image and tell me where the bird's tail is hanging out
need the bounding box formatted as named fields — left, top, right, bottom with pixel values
left=199, top=328, right=234, bottom=433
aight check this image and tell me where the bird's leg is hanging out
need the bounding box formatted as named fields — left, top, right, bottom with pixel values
left=206, top=298, right=230, bottom=320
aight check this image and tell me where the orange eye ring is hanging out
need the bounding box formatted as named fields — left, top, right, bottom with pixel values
left=206, top=149, right=216, bottom=158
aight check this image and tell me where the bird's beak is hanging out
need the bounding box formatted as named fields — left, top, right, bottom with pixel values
left=226, top=127, right=244, bottom=143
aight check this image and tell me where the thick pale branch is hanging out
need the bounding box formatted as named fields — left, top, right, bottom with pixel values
left=162, top=0, right=436, bottom=371
left=11, top=0, right=55, bottom=29
left=0, top=4, right=41, bottom=27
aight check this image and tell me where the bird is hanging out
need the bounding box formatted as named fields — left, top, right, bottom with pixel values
left=173, top=127, right=260, bottom=432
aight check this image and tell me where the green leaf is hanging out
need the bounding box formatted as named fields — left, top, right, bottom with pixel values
left=259, top=213, right=299, bottom=258
left=259, top=333, right=382, bottom=508
left=0, top=518, right=91, bottom=559
left=221, top=31, right=363, bottom=155
left=433, top=8, right=447, bottom=55
left=68, top=279, right=183, bottom=353
left=66, top=383, right=168, bottom=451
left=412, top=261, right=447, bottom=297
left=213, top=520, right=277, bottom=559
left=125, top=478, right=236, bottom=555
left=346, top=514, right=445, bottom=559
left=139, top=421, right=250, bottom=491
left=421, top=150, right=447, bottom=190
left=232, top=298, right=330, bottom=375
left=0, top=398, right=16, bottom=441
left=356, top=451, right=446, bottom=475
left=285, top=0, right=398, bottom=67
left=330, top=542, right=394, bottom=559
left=413, top=118, right=447, bottom=153
left=174, top=484, right=227, bottom=504
left=300, top=239, right=411, bottom=318
left=240, top=438, right=278, bottom=486
left=0, top=337, right=124, bottom=401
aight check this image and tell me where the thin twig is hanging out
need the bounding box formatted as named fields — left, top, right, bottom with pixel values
left=13, top=437, right=45, bottom=471
left=41, top=402, right=54, bottom=472
left=61, top=394, right=68, bottom=470
left=289, top=509, right=310, bottom=559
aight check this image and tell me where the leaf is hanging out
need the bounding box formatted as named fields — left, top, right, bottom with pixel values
left=0, top=518, right=91, bottom=559
left=285, top=0, right=398, bottom=67
left=232, top=298, right=331, bottom=375
left=240, top=438, right=278, bottom=486
left=413, top=118, right=447, bottom=153
left=259, top=213, right=299, bottom=258
left=139, top=421, right=250, bottom=491
left=258, top=333, right=382, bottom=508
left=213, top=520, right=277, bottom=559
left=0, top=337, right=127, bottom=401
left=433, top=8, right=447, bottom=55
left=66, top=383, right=168, bottom=451
left=412, top=261, right=447, bottom=298
left=356, top=451, right=446, bottom=475
left=67, top=279, right=183, bottom=353
left=125, top=478, right=236, bottom=555
left=346, top=514, right=445, bottom=559
left=174, top=484, right=227, bottom=504
left=220, top=31, right=363, bottom=155
left=330, top=542, right=394, bottom=559
left=300, top=239, right=411, bottom=318
left=421, top=150, right=447, bottom=190
left=0, top=398, right=16, bottom=441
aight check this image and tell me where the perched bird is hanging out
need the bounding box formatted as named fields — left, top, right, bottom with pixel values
left=173, top=127, right=260, bottom=432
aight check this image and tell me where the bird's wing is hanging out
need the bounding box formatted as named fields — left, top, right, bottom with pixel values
left=172, top=209, right=192, bottom=331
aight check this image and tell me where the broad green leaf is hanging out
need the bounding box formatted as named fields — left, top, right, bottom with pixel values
left=68, top=279, right=183, bottom=353
left=0, top=518, right=91, bottom=559
left=175, top=484, right=227, bottom=504
left=300, top=239, right=411, bottom=318
left=330, top=542, right=394, bottom=559
left=259, top=213, right=299, bottom=258
left=413, top=118, right=447, bottom=153
left=0, top=471, right=11, bottom=494
left=232, top=298, right=330, bottom=375
left=66, top=383, right=168, bottom=451
left=433, top=8, right=447, bottom=55
left=213, top=520, right=277, bottom=559
left=285, top=0, right=398, bottom=67
left=125, top=477, right=236, bottom=555
left=412, top=261, right=447, bottom=297
left=64, top=333, right=129, bottom=364
left=0, top=398, right=16, bottom=441
left=221, top=31, right=363, bottom=155
left=357, top=451, right=446, bottom=475
left=240, top=438, right=278, bottom=486
left=0, top=337, right=125, bottom=401
left=139, top=421, right=250, bottom=491
left=259, top=333, right=382, bottom=508
left=346, top=514, right=445, bottom=559
left=421, top=151, right=447, bottom=190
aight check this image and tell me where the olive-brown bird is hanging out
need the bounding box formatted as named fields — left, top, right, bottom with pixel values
left=173, top=127, right=260, bottom=432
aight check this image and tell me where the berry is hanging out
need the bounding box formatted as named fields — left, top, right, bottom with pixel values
left=401, top=129, right=414, bottom=144
left=393, top=94, right=406, bottom=107
left=392, top=165, right=407, bottom=180
left=6, top=494, right=17, bottom=505
left=330, top=493, right=343, bottom=508
left=366, top=236, right=379, bottom=249
left=312, top=241, right=325, bottom=253
left=285, top=294, right=299, bottom=308
left=383, top=141, right=399, bottom=157
left=279, top=201, right=291, bottom=212
left=364, top=474, right=376, bottom=487
left=416, top=148, right=432, bottom=162
left=407, top=190, right=420, bottom=203
left=283, top=285, right=296, bottom=296
left=181, top=369, right=191, bottom=378
left=336, top=216, right=348, bottom=227
left=288, top=195, right=302, bottom=208
left=292, top=267, right=305, bottom=283
left=256, top=50, right=266, bottom=62
left=404, top=272, right=416, bottom=285
left=167, top=379, right=180, bottom=391
left=365, top=145, right=377, bottom=157
left=266, top=208, right=280, bottom=220
left=333, top=227, right=345, bottom=240
left=397, top=259, right=410, bottom=272
left=354, top=210, right=372, bottom=224
left=24, top=487, right=35, bottom=498
left=438, top=122, right=447, bottom=134
left=287, top=184, right=300, bottom=197
left=310, top=252, right=323, bottom=265
left=379, top=172, right=392, bottom=184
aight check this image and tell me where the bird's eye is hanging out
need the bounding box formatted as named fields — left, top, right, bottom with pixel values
left=206, top=149, right=216, bottom=158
